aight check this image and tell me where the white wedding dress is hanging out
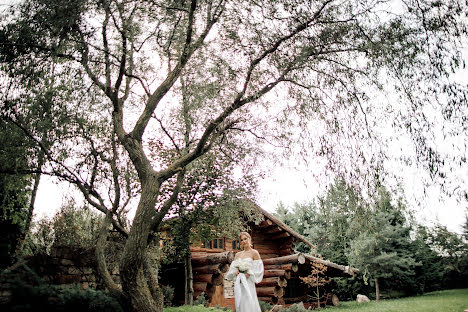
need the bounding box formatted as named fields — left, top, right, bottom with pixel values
left=225, top=258, right=264, bottom=312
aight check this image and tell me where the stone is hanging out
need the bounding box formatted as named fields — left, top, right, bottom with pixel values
left=356, top=294, right=370, bottom=303
left=296, top=302, right=305, bottom=309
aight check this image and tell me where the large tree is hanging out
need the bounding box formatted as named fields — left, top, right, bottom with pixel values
left=1, top=0, right=467, bottom=311
left=348, top=187, right=420, bottom=300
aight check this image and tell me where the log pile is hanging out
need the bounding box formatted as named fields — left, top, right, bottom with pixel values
left=191, top=251, right=234, bottom=300
left=257, top=253, right=306, bottom=304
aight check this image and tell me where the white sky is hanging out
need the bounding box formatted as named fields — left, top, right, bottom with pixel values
left=34, top=161, right=467, bottom=235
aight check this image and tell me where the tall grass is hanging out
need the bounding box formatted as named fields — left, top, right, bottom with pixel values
left=324, top=289, right=468, bottom=312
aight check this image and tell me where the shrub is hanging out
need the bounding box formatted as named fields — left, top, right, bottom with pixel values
left=0, top=268, right=123, bottom=312
left=193, top=292, right=207, bottom=306
left=161, top=284, right=175, bottom=307
left=259, top=299, right=273, bottom=312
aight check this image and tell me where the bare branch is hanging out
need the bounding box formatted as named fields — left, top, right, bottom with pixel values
left=153, top=114, right=181, bottom=154
left=151, top=170, right=186, bottom=231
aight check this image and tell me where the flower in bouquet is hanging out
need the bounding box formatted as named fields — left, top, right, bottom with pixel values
left=235, top=258, right=251, bottom=274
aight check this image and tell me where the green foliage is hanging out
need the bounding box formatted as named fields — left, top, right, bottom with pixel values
left=23, top=198, right=103, bottom=256
left=160, top=152, right=263, bottom=265
left=258, top=299, right=273, bottom=312
left=193, top=292, right=207, bottom=306
left=0, top=173, right=30, bottom=269
left=348, top=188, right=420, bottom=297
left=423, top=225, right=468, bottom=289
left=0, top=268, right=123, bottom=312
left=276, top=179, right=467, bottom=299
left=161, top=284, right=175, bottom=307
left=410, top=226, right=445, bottom=292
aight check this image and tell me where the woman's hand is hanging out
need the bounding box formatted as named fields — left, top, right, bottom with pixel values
left=244, top=273, right=250, bottom=279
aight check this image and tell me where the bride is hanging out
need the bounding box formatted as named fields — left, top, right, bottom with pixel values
left=225, top=232, right=264, bottom=312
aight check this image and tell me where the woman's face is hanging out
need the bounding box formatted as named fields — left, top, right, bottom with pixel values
left=240, top=234, right=250, bottom=249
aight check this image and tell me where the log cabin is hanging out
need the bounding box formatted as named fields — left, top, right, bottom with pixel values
left=159, top=206, right=357, bottom=309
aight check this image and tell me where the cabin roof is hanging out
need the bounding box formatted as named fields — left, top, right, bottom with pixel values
left=254, top=205, right=315, bottom=250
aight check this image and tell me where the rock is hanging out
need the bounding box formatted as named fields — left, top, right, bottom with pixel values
left=331, top=294, right=339, bottom=306
left=356, top=294, right=370, bottom=303
left=296, top=302, right=305, bottom=309
left=271, top=305, right=283, bottom=312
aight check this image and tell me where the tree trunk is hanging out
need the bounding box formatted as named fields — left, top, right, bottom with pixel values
left=144, top=253, right=164, bottom=311
left=14, top=149, right=45, bottom=257
left=375, top=277, right=380, bottom=301
left=185, top=253, right=194, bottom=305
left=96, top=213, right=125, bottom=297
left=120, top=182, right=161, bottom=312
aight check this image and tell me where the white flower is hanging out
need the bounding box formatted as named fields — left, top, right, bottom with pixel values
left=235, top=258, right=251, bottom=274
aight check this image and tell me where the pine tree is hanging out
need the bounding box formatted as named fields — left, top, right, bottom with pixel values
left=348, top=188, right=420, bottom=300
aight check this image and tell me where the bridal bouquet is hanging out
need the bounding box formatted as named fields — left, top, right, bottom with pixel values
left=235, top=258, right=251, bottom=274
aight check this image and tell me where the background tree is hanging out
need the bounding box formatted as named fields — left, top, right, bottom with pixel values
left=426, top=224, right=468, bottom=289
left=348, top=188, right=420, bottom=300
left=159, top=151, right=262, bottom=305
left=409, top=225, right=445, bottom=293
left=461, top=212, right=468, bottom=241
left=1, top=0, right=467, bottom=311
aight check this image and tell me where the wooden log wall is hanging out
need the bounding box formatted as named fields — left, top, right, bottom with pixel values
left=255, top=253, right=307, bottom=305
left=191, top=251, right=233, bottom=302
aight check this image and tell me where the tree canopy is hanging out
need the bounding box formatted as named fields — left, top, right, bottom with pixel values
left=1, top=0, right=467, bottom=310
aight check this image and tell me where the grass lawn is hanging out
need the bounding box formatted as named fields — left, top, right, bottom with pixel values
left=323, top=289, right=468, bottom=312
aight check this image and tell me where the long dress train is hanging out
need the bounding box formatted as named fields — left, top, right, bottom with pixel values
left=225, top=258, right=264, bottom=312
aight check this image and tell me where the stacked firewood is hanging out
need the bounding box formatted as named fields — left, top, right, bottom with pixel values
left=191, top=251, right=234, bottom=300
left=258, top=253, right=306, bottom=305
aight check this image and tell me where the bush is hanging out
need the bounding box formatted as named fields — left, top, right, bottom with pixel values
left=259, top=299, right=273, bottom=312
left=0, top=268, right=123, bottom=312
left=193, top=292, right=207, bottom=306
left=23, top=198, right=103, bottom=257
left=161, top=284, right=175, bottom=307
left=56, top=286, right=124, bottom=312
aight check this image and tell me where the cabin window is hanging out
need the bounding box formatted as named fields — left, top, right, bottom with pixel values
left=232, top=240, right=241, bottom=250
left=203, top=238, right=223, bottom=249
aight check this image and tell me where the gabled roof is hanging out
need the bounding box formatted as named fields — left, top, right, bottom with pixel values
left=253, top=205, right=315, bottom=249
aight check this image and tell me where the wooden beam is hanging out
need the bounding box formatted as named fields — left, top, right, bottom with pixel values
left=263, top=269, right=291, bottom=279
left=271, top=232, right=291, bottom=240
left=264, top=263, right=298, bottom=272
left=191, top=251, right=234, bottom=266
left=256, top=286, right=284, bottom=298
left=257, top=277, right=287, bottom=288
left=192, top=263, right=228, bottom=275
left=256, top=219, right=273, bottom=228
left=262, top=254, right=305, bottom=265
left=264, top=226, right=283, bottom=234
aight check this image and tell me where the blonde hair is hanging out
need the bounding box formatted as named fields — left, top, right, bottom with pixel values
left=239, top=231, right=253, bottom=248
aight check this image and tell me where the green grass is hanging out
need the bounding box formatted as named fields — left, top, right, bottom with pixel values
left=323, top=289, right=468, bottom=312
left=164, top=304, right=229, bottom=312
